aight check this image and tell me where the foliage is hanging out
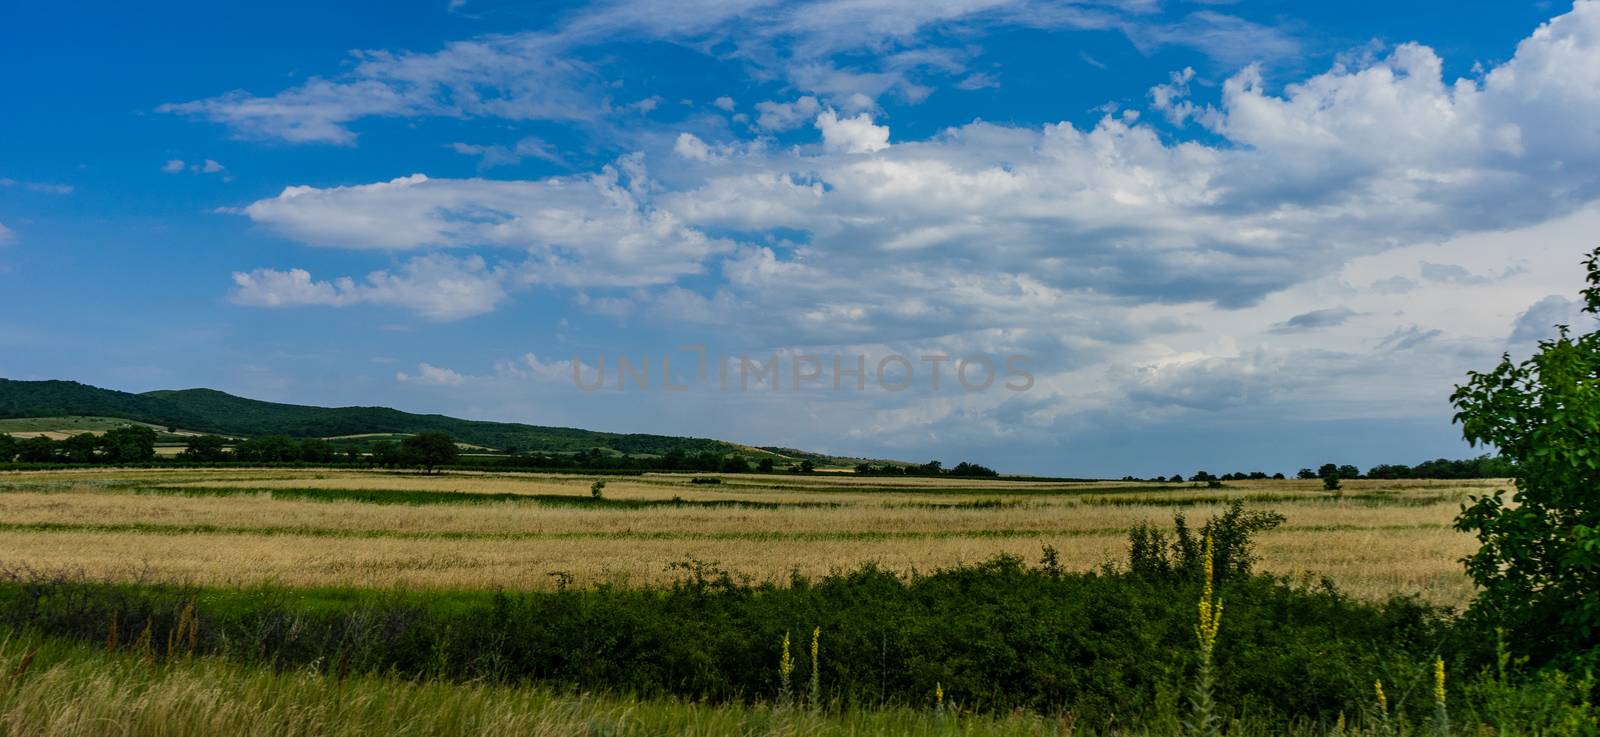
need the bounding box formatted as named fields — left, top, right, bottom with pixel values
left=1128, top=501, right=1286, bottom=583
left=178, top=434, right=229, bottom=461
left=0, top=548, right=1445, bottom=727
left=400, top=432, right=458, bottom=472
left=1452, top=245, right=1600, bottom=665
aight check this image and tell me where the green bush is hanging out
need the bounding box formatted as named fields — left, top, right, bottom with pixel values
left=0, top=554, right=1445, bottom=728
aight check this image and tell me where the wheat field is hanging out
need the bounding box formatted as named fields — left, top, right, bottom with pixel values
left=0, top=468, right=1496, bottom=605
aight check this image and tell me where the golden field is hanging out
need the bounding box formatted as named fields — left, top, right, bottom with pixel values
left=0, top=467, right=1498, bottom=605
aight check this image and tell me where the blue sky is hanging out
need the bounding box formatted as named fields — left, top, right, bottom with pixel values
left=3, top=0, right=1597, bottom=476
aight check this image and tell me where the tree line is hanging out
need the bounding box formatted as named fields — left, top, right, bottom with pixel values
left=1115, top=454, right=1514, bottom=484
left=0, top=426, right=159, bottom=464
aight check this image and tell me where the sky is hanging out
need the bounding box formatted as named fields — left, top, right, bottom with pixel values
left=3, top=0, right=1598, bottom=477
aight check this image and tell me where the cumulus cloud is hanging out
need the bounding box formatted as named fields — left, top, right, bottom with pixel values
left=230, top=254, right=509, bottom=320
left=216, top=4, right=1600, bottom=452
left=0, top=222, right=15, bottom=245
left=232, top=5, right=1600, bottom=345
left=237, top=160, right=728, bottom=288
left=755, top=96, right=821, bottom=130
left=815, top=110, right=890, bottom=153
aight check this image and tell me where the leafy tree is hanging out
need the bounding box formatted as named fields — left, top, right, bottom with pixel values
left=1316, top=463, right=1339, bottom=479
left=100, top=425, right=157, bottom=462
left=757, top=458, right=775, bottom=473
left=16, top=436, right=57, bottom=463
left=0, top=433, right=15, bottom=463
left=401, top=432, right=458, bottom=473
left=61, top=433, right=100, bottom=463
left=235, top=435, right=298, bottom=463
left=1296, top=468, right=1316, bottom=480
left=371, top=440, right=402, bottom=468
left=1271, top=472, right=1286, bottom=480
left=1336, top=464, right=1360, bottom=479
left=798, top=460, right=816, bottom=473
left=297, top=437, right=336, bottom=463
left=1322, top=474, right=1341, bottom=492
left=949, top=461, right=999, bottom=477
left=1452, top=245, right=1600, bottom=664
left=180, top=435, right=230, bottom=462
left=590, top=480, right=606, bottom=498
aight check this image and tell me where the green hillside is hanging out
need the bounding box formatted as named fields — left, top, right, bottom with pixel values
left=0, top=379, right=742, bottom=457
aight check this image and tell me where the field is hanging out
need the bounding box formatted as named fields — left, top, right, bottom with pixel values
left=0, top=467, right=1491, bottom=605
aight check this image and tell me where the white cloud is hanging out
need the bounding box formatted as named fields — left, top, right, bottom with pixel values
left=162, top=159, right=227, bottom=176
left=755, top=96, right=821, bottom=130
left=0, top=222, right=15, bottom=244
left=397, top=362, right=466, bottom=386
left=229, top=253, right=509, bottom=320
left=673, top=132, right=715, bottom=161
left=217, top=4, right=1600, bottom=456
left=448, top=137, right=563, bottom=170
left=815, top=109, right=890, bottom=153
left=238, top=161, right=728, bottom=288
left=713, top=96, right=736, bottom=111
left=0, top=178, right=73, bottom=195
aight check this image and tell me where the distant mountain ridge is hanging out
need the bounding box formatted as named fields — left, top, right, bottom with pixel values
left=0, top=379, right=748, bottom=457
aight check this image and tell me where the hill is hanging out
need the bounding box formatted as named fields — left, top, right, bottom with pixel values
left=0, top=379, right=762, bottom=458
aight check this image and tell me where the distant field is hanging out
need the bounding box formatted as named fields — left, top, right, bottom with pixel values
left=0, top=467, right=1495, bottom=605
left=0, top=415, right=200, bottom=440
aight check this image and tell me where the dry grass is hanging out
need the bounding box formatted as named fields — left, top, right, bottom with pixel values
left=0, top=468, right=1493, bottom=605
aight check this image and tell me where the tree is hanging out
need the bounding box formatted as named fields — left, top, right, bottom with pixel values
left=1322, top=474, right=1341, bottom=492
left=100, top=425, right=157, bottom=462
left=401, top=432, right=458, bottom=473
left=798, top=460, right=816, bottom=473
left=0, top=433, right=15, bottom=463
left=371, top=441, right=402, bottom=468
left=1336, top=464, right=1360, bottom=479
left=758, top=458, right=775, bottom=473
left=16, top=436, right=57, bottom=463
left=297, top=437, right=336, bottom=463
left=235, top=435, right=298, bottom=463
left=1316, top=463, right=1339, bottom=479
left=1296, top=468, right=1316, bottom=480
left=180, top=435, right=230, bottom=462
left=1452, top=246, right=1600, bottom=664
left=1271, top=472, right=1286, bottom=480
left=590, top=480, right=606, bottom=498
left=61, top=433, right=100, bottom=463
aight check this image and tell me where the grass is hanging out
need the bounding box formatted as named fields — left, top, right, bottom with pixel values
left=0, top=631, right=1367, bottom=737
left=0, top=468, right=1493, bottom=604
